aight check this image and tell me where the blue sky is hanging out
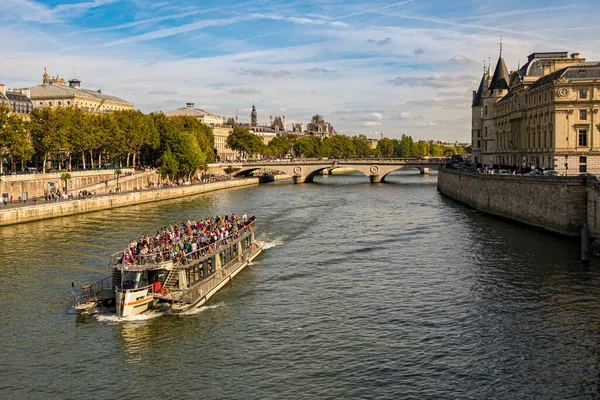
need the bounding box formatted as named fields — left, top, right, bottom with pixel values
left=1, top=0, right=598, bottom=141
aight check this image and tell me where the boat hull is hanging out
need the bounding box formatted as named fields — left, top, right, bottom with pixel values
left=116, top=288, right=154, bottom=317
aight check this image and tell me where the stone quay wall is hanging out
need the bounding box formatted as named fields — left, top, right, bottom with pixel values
left=0, top=177, right=262, bottom=227
left=437, top=168, right=590, bottom=236
left=0, top=169, right=135, bottom=199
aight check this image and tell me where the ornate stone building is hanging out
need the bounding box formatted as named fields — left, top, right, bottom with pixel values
left=164, top=102, right=225, bottom=126
left=0, top=84, right=33, bottom=120
left=305, top=114, right=336, bottom=138
left=29, top=68, right=133, bottom=113
left=472, top=51, right=600, bottom=174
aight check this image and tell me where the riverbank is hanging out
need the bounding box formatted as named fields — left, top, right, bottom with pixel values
left=0, top=175, right=289, bottom=227
left=437, top=168, right=599, bottom=237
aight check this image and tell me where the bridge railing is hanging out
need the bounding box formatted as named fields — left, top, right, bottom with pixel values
left=220, top=157, right=448, bottom=166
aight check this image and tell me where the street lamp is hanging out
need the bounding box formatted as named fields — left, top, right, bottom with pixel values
left=565, top=155, right=569, bottom=176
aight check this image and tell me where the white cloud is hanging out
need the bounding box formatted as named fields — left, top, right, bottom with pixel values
left=399, top=112, right=412, bottom=119
left=368, top=112, right=383, bottom=120
left=363, top=121, right=382, bottom=127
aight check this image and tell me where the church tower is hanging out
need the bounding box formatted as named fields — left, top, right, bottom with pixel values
left=250, top=104, right=258, bottom=127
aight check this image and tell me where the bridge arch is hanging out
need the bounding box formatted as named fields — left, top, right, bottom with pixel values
left=212, top=159, right=442, bottom=184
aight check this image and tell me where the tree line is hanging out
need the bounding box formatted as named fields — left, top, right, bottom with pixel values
left=0, top=105, right=214, bottom=179
left=226, top=127, right=468, bottom=159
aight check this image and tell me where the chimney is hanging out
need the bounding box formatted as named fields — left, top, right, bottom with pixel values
left=0, top=84, right=5, bottom=97
left=186, top=102, right=194, bottom=109
left=571, top=52, right=580, bottom=59
left=20, top=88, right=31, bottom=98
left=270, top=115, right=274, bottom=125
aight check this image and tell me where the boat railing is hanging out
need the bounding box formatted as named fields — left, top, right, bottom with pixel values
left=109, top=218, right=256, bottom=270
left=174, top=250, right=249, bottom=307
left=93, top=275, right=112, bottom=293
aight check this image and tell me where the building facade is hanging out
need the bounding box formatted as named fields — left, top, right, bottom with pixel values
left=472, top=51, right=600, bottom=174
left=0, top=84, right=33, bottom=120
left=164, top=102, right=225, bottom=126
left=29, top=69, right=133, bottom=113
left=305, top=114, right=336, bottom=138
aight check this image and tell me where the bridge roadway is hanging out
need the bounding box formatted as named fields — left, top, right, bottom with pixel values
left=219, top=158, right=447, bottom=183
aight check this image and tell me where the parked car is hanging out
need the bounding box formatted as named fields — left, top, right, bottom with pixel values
left=579, top=173, right=598, bottom=181
left=544, top=170, right=559, bottom=176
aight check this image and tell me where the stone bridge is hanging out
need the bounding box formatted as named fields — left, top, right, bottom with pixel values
left=215, top=158, right=447, bottom=183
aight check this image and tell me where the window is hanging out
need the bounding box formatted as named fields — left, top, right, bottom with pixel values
left=579, top=129, right=588, bottom=146
left=477, top=140, right=481, bottom=148
left=580, top=88, right=588, bottom=99
left=485, top=106, right=488, bottom=116
left=580, top=110, right=587, bottom=120
left=580, top=165, right=587, bottom=173
left=580, top=156, right=587, bottom=163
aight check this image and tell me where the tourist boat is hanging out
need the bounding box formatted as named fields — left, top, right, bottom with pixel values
left=75, top=216, right=263, bottom=317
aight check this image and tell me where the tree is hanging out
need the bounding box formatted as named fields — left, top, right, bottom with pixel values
left=322, top=135, right=355, bottom=158
left=61, top=172, right=71, bottom=193
left=267, top=136, right=292, bottom=158
left=158, top=149, right=179, bottom=178
left=376, top=137, right=395, bottom=157
left=226, top=127, right=264, bottom=159
left=352, top=135, right=373, bottom=157
left=30, top=108, right=68, bottom=172
left=114, top=167, right=122, bottom=191
left=397, top=134, right=413, bottom=157
left=294, top=136, right=322, bottom=158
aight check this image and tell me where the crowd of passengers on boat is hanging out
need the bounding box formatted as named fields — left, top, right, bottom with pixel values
left=122, top=213, right=255, bottom=266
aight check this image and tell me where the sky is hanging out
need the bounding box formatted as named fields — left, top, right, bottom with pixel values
left=1, top=0, right=599, bottom=141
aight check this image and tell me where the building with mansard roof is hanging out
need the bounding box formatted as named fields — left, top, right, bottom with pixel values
left=28, top=68, right=133, bottom=113
left=0, top=84, right=33, bottom=120
left=472, top=50, right=600, bottom=174
left=305, top=114, right=336, bottom=138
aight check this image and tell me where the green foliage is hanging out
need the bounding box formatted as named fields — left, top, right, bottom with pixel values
left=60, top=172, right=71, bottom=192
left=377, top=137, right=395, bottom=157
left=0, top=114, right=35, bottom=171
left=158, top=149, right=179, bottom=178
left=293, top=136, right=322, bottom=158
left=352, top=135, right=373, bottom=157
left=322, top=135, right=356, bottom=158
left=226, top=127, right=265, bottom=158
left=266, top=136, right=292, bottom=158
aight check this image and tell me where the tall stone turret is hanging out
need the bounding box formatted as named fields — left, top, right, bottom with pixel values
left=481, top=50, right=510, bottom=166
left=250, top=104, right=258, bottom=127
left=471, top=65, right=490, bottom=165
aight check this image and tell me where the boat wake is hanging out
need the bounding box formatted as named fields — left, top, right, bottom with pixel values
left=177, top=304, right=221, bottom=316
left=263, top=239, right=284, bottom=250
left=96, top=310, right=164, bottom=323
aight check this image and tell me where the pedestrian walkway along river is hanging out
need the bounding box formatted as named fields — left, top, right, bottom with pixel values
left=1, top=171, right=599, bottom=399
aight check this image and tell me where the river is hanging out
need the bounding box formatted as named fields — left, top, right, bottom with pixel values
left=1, top=171, right=600, bottom=399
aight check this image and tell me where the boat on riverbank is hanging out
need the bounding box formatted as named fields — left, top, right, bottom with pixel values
left=74, top=215, right=263, bottom=317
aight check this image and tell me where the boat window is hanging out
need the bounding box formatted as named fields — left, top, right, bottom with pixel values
left=122, top=271, right=142, bottom=289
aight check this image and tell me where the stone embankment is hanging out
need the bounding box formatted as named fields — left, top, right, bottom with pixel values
left=0, top=168, right=136, bottom=199
left=0, top=177, right=269, bottom=227
left=437, top=168, right=600, bottom=238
